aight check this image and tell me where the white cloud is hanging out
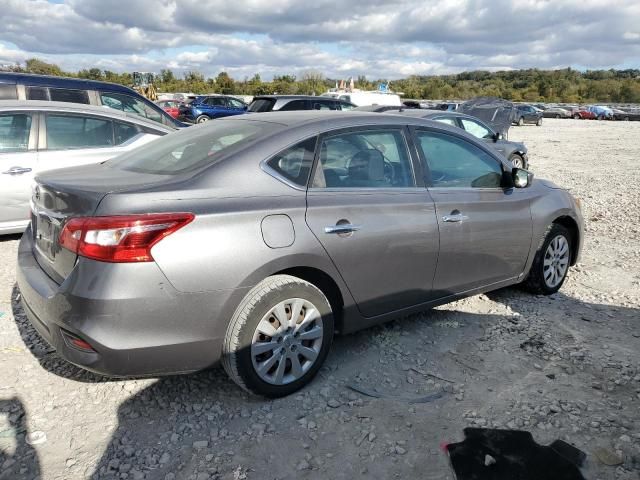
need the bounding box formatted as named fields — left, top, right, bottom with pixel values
left=0, top=0, right=639, bottom=79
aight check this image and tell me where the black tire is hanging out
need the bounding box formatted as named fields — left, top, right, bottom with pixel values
left=196, top=115, right=210, bottom=124
left=555, top=114, right=561, bottom=119
left=222, top=274, right=334, bottom=397
left=573, top=114, right=581, bottom=120
left=517, top=117, right=524, bottom=126
left=523, top=224, right=573, bottom=295
left=508, top=153, right=528, bottom=170
left=536, top=117, right=543, bottom=126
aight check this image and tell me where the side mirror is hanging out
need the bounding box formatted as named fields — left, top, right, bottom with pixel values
left=512, top=167, right=533, bottom=188
left=492, top=132, right=502, bottom=142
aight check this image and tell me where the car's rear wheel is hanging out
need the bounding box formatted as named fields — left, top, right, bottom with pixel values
left=508, top=153, right=528, bottom=169
left=222, top=275, right=334, bottom=397
left=517, top=117, right=524, bottom=126
left=523, top=224, right=572, bottom=295
left=536, top=117, right=543, bottom=126
left=555, top=114, right=561, bottom=119
left=573, top=114, right=581, bottom=120
left=196, top=115, right=210, bottom=124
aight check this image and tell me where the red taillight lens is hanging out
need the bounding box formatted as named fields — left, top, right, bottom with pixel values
left=59, top=213, right=194, bottom=263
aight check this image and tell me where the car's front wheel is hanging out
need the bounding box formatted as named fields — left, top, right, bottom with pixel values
left=524, top=224, right=572, bottom=295
left=517, top=117, right=524, bottom=126
left=536, top=117, right=543, bottom=126
left=573, top=114, right=581, bottom=120
left=222, top=275, right=334, bottom=397
left=508, top=153, right=528, bottom=169
left=196, top=115, right=210, bottom=124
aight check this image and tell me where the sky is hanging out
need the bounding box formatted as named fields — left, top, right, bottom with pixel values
left=1, top=0, right=639, bottom=80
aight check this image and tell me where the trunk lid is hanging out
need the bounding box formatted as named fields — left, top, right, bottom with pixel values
left=31, top=162, right=174, bottom=283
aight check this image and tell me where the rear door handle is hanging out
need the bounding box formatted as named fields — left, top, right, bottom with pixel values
left=2, top=166, right=32, bottom=175
left=442, top=213, right=469, bottom=223
left=324, top=224, right=361, bottom=234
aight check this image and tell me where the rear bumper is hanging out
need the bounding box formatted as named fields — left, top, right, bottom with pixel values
left=16, top=228, right=245, bottom=377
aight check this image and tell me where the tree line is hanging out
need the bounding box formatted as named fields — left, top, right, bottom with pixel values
left=4, top=58, right=640, bottom=104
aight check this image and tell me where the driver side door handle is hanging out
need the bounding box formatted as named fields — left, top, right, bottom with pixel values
left=442, top=213, right=469, bottom=223
left=2, top=166, right=33, bottom=175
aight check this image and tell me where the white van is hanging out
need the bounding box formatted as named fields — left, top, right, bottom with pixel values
left=322, top=91, right=402, bottom=107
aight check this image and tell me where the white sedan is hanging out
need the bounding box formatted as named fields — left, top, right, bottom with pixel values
left=0, top=100, right=175, bottom=234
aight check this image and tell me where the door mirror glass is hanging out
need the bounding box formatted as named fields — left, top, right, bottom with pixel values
left=493, top=132, right=502, bottom=142
left=512, top=168, right=532, bottom=188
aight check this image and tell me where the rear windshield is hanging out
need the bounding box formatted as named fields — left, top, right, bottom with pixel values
left=107, top=120, right=278, bottom=174
left=248, top=98, right=276, bottom=112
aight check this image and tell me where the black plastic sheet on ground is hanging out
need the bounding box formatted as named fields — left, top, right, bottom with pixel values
left=446, top=428, right=586, bottom=480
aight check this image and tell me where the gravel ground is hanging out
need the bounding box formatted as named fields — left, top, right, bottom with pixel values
left=1, top=118, right=639, bottom=480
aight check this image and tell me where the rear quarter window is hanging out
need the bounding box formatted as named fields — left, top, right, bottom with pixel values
left=248, top=98, right=276, bottom=112
left=266, top=137, right=317, bottom=186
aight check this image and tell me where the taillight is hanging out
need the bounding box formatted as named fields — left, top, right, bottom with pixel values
left=59, top=213, right=194, bottom=263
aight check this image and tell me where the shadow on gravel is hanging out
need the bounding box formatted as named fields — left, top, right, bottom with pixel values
left=0, top=397, right=41, bottom=480
left=0, top=234, right=22, bottom=244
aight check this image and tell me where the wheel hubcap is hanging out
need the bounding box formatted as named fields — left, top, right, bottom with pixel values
left=251, top=298, right=323, bottom=385
left=511, top=157, right=523, bottom=168
left=543, top=235, right=570, bottom=288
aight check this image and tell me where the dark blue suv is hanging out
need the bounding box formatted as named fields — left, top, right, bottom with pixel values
left=0, top=72, right=184, bottom=128
left=179, top=96, right=247, bottom=123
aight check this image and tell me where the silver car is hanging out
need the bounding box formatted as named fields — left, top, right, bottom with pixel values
left=16, top=111, right=584, bottom=397
left=0, top=101, right=174, bottom=234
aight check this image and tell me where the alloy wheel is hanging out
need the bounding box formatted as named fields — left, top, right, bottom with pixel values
left=251, top=298, right=324, bottom=385
left=543, top=235, right=570, bottom=288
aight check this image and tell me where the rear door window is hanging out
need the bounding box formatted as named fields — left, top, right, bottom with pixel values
left=0, top=113, right=32, bottom=152
left=279, top=100, right=309, bottom=111
left=227, top=98, right=246, bottom=109
left=26, top=87, right=49, bottom=101
left=100, top=92, right=163, bottom=123
left=46, top=114, right=114, bottom=150
left=313, top=129, right=415, bottom=188
left=49, top=88, right=90, bottom=104
left=114, top=122, right=140, bottom=145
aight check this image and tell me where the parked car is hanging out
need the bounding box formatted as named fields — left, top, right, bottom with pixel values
left=384, top=109, right=529, bottom=169
left=542, top=107, right=572, bottom=119
left=178, top=95, right=247, bottom=124
left=248, top=95, right=356, bottom=113
left=572, top=108, right=597, bottom=120
left=0, top=72, right=184, bottom=128
left=612, top=108, right=640, bottom=121
left=586, top=105, right=614, bottom=120
left=17, top=111, right=583, bottom=397
left=155, top=99, right=182, bottom=119
left=514, top=105, right=543, bottom=126
left=0, top=100, right=174, bottom=235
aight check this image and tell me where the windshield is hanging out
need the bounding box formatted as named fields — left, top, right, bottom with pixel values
left=107, top=120, right=278, bottom=174
left=248, top=98, right=276, bottom=112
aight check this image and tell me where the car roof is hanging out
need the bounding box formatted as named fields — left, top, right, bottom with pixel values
left=0, top=100, right=175, bottom=132
left=252, top=95, right=350, bottom=101
left=0, top=72, right=139, bottom=95
left=224, top=110, right=471, bottom=134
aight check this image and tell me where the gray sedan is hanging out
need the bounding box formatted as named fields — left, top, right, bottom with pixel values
left=17, top=111, right=584, bottom=397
